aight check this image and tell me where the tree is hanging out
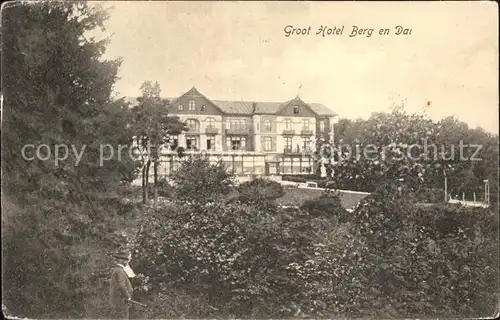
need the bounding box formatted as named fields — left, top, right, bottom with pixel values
left=130, top=81, right=186, bottom=205
left=332, top=104, right=498, bottom=198
left=170, top=154, right=236, bottom=206
left=2, top=2, right=138, bottom=317
left=236, top=178, right=284, bottom=207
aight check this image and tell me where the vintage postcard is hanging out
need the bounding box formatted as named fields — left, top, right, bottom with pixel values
left=1, top=1, right=498, bottom=319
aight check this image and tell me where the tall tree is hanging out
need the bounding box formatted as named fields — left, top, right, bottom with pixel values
left=130, top=81, right=186, bottom=205
left=333, top=106, right=498, bottom=201
left=2, top=2, right=138, bottom=317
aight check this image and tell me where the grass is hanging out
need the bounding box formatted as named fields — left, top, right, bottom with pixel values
left=278, top=187, right=369, bottom=209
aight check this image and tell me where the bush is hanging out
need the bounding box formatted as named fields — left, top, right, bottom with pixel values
left=330, top=182, right=500, bottom=317
left=156, top=178, right=174, bottom=198
left=412, top=187, right=445, bottom=203
left=237, top=178, right=284, bottom=205
left=2, top=197, right=135, bottom=318
left=131, top=173, right=498, bottom=318
left=131, top=198, right=342, bottom=318
left=170, top=155, right=235, bottom=205
left=300, top=191, right=348, bottom=220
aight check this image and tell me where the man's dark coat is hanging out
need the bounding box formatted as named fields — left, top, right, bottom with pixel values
left=109, top=265, right=134, bottom=319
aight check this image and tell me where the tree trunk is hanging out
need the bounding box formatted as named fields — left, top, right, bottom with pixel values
left=142, top=165, right=147, bottom=204
left=153, top=159, right=158, bottom=208
left=145, top=159, right=151, bottom=204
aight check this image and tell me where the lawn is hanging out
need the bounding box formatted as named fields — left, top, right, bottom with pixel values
left=278, top=187, right=370, bottom=209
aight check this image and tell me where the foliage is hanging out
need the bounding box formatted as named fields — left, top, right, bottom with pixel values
left=170, top=154, right=236, bottom=205
left=1, top=2, right=138, bottom=318
left=132, top=201, right=342, bottom=318
left=300, top=190, right=348, bottom=220
left=333, top=107, right=499, bottom=200
left=332, top=182, right=499, bottom=317
left=156, top=178, right=174, bottom=198
left=130, top=81, right=186, bottom=204
left=131, top=160, right=343, bottom=318
left=237, top=178, right=285, bottom=206
left=132, top=160, right=499, bottom=319
left=411, top=187, right=446, bottom=203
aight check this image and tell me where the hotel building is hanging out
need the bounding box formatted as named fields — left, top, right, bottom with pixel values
left=129, top=87, right=338, bottom=178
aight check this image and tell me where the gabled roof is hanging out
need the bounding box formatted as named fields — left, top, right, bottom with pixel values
left=309, top=103, right=338, bottom=116
left=122, top=87, right=338, bottom=117
left=254, top=102, right=284, bottom=114
left=211, top=100, right=284, bottom=115
left=211, top=100, right=254, bottom=115
left=276, top=96, right=307, bottom=114
left=170, top=87, right=227, bottom=114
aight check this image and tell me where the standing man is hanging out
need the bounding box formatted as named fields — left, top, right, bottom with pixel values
left=109, top=250, right=135, bottom=319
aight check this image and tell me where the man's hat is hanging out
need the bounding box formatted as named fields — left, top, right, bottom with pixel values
left=114, top=250, right=130, bottom=261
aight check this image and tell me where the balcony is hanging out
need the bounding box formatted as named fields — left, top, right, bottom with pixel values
left=225, top=127, right=250, bottom=135
left=186, top=126, right=200, bottom=133
left=300, top=129, right=314, bottom=136
left=282, top=129, right=295, bottom=135
left=284, top=146, right=304, bottom=154
left=205, top=126, right=219, bottom=134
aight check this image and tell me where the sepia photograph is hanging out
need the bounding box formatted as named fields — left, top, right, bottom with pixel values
left=1, top=1, right=499, bottom=319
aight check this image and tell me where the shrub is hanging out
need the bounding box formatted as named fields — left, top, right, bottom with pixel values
left=2, top=197, right=135, bottom=319
left=300, top=191, right=348, bottom=220
left=412, top=187, right=445, bottom=203
left=331, top=182, right=500, bottom=318
left=237, top=178, right=284, bottom=205
left=170, top=155, right=235, bottom=205
left=156, top=178, right=174, bottom=198
left=131, top=197, right=343, bottom=318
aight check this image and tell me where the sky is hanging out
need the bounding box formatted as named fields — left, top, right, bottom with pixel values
left=96, top=1, right=498, bottom=133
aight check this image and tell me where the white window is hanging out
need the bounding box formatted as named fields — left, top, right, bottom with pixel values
left=264, top=120, right=271, bottom=132
left=302, top=119, right=310, bottom=131
left=186, top=119, right=199, bottom=131
left=302, top=137, right=311, bottom=150
left=284, top=137, right=292, bottom=152
left=227, top=136, right=246, bottom=150
left=206, top=136, right=215, bottom=150
left=186, top=136, right=198, bottom=150
left=228, top=119, right=246, bottom=130
left=319, top=121, right=325, bottom=132
left=264, top=137, right=272, bottom=151
left=178, top=104, right=183, bottom=111
left=189, top=100, right=195, bottom=110
left=206, top=117, right=216, bottom=128
left=284, top=119, right=292, bottom=130
left=201, top=105, right=206, bottom=111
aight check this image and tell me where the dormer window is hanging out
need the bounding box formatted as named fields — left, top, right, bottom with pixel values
left=178, top=104, right=184, bottom=111
left=293, top=106, right=299, bottom=114
left=189, top=100, right=195, bottom=110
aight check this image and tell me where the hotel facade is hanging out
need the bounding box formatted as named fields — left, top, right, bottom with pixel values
left=130, top=87, right=338, bottom=178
